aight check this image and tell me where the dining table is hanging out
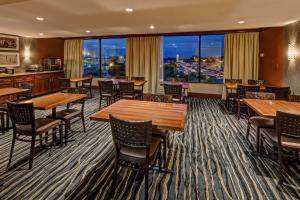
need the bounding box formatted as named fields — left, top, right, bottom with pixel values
left=225, top=83, right=266, bottom=91
left=110, top=78, right=147, bottom=87
left=0, top=87, right=29, bottom=103
left=70, top=77, right=92, bottom=87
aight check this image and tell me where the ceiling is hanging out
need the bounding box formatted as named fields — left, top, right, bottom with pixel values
left=0, top=0, right=299, bottom=38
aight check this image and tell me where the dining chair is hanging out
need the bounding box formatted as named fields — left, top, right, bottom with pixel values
left=131, top=76, right=145, bottom=99
left=7, top=101, right=63, bottom=169
left=224, top=79, right=242, bottom=111
left=143, top=93, right=172, bottom=169
left=17, top=82, right=34, bottom=100
left=0, top=104, right=9, bottom=131
left=289, top=94, right=300, bottom=102
left=109, top=114, right=161, bottom=199
left=131, top=76, right=145, bottom=81
left=58, top=78, right=71, bottom=90
left=119, top=81, right=139, bottom=100
left=236, top=85, right=260, bottom=119
left=245, top=92, right=275, bottom=151
left=260, top=111, right=300, bottom=185
left=98, top=80, right=118, bottom=110
left=163, top=83, right=183, bottom=103
left=81, top=76, right=93, bottom=98
left=48, top=88, right=86, bottom=145
left=0, top=111, right=4, bottom=134
left=266, top=86, right=290, bottom=100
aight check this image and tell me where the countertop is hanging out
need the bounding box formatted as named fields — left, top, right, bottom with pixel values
left=0, top=70, right=64, bottom=78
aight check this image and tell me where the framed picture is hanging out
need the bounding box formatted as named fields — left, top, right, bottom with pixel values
left=0, top=34, right=19, bottom=51
left=0, top=52, right=20, bottom=67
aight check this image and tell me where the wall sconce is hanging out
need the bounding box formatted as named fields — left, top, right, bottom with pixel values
left=288, top=43, right=296, bottom=61
left=24, top=47, right=31, bottom=60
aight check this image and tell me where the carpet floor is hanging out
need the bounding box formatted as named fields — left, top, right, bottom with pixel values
left=0, top=95, right=299, bottom=200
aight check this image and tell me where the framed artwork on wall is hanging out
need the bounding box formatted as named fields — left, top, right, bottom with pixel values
left=0, top=34, right=19, bottom=51
left=0, top=52, right=20, bottom=67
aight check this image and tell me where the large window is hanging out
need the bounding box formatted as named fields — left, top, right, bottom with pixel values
left=162, top=35, right=224, bottom=83
left=83, top=38, right=126, bottom=77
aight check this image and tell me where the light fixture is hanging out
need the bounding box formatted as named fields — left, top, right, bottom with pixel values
left=288, top=43, right=296, bottom=61
left=24, top=47, right=30, bottom=60
left=36, top=17, right=44, bottom=21
left=38, top=33, right=44, bottom=36
left=125, top=8, right=133, bottom=12
left=238, top=21, right=245, bottom=24
left=85, top=30, right=91, bottom=33
left=149, top=25, right=155, bottom=30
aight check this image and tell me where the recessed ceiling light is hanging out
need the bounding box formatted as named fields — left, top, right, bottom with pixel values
left=85, top=30, right=91, bottom=33
left=25, top=35, right=32, bottom=38
left=125, top=8, right=133, bottom=12
left=149, top=25, right=155, bottom=30
left=38, top=33, right=44, bottom=36
left=36, top=17, right=44, bottom=21
left=238, top=21, right=245, bottom=24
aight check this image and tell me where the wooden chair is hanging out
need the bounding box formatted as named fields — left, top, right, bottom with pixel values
left=58, top=78, right=71, bottom=90
left=0, top=104, right=9, bottom=131
left=81, top=76, right=93, bottom=98
left=17, top=82, right=34, bottom=101
left=224, top=79, right=242, bottom=111
left=266, top=86, right=290, bottom=100
left=289, top=94, right=300, bottom=102
left=7, top=102, right=62, bottom=169
left=98, top=80, right=118, bottom=110
left=119, top=81, right=139, bottom=100
left=131, top=76, right=145, bottom=99
left=245, top=92, right=276, bottom=151
left=260, top=111, right=300, bottom=185
left=48, top=88, right=86, bottom=145
left=109, top=114, right=161, bottom=199
left=236, top=85, right=260, bottom=119
left=163, top=83, right=183, bottom=103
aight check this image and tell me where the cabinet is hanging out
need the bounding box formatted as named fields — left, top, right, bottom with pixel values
left=33, top=74, right=51, bottom=95
left=14, top=75, right=34, bottom=87
left=51, top=72, right=65, bottom=92
left=0, top=77, right=13, bottom=88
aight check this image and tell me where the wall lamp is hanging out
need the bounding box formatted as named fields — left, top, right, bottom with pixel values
left=288, top=43, right=296, bottom=61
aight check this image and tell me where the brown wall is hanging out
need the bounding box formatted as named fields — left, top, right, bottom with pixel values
left=37, top=38, right=64, bottom=64
left=258, top=27, right=284, bottom=86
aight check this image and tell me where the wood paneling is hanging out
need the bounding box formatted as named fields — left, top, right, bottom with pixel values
left=37, top=38, right=64, bottom=64
left=259, top=27, right=284, bottom=86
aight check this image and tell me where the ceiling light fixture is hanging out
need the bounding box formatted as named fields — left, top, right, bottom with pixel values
left=38, top=33, right=44, bottom=36
left=149, top=25, right=155, bottom=30
left=36, top=17, right=44, bottom=21
left=125, top=8, right=133, bottom=12
left=85, top=30, right=91, bottom=33
left=238, top=21, right=245, bottom=24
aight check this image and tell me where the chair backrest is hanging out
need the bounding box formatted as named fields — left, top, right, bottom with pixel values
left=163, top=83, right=183, bottom=100
left=289, top=94, right=300, bottom=102
left=131, top=76, right=145, bottom=81
left=119, top=81, right=135, bottom=96
left=7, top=102, right=35, bottom=133
left=143, top=93, right=173, bottom=103
left=98, top=80, right=114, bottom=95
left=237, top=85, right=260, bottom=99
left=247, top=79, right=258, bottom=85
left=58, top=78, right=71, bottom=89
left=266, top=86, right=290, bottom=100
left=109, top=114, right=152, bottom=150
left=276, top=111, right=300, bottom=141
left=62, top=87, right=86, bottom=111
left=83, top=76, right=93, bottom=85
left=19, top=82, right=34, bottom=96
left=245, top=92, right=275, bottom=100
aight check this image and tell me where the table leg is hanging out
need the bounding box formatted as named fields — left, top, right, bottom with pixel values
left=75, top=82, right=79, bottom=88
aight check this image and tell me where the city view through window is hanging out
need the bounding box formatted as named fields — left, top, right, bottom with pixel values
left=83, top=35, right=224, bottom=83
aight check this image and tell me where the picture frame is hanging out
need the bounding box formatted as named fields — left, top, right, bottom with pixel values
left=0, top=52, right=20, bottom=67
left=0, top=34, right=19, bottom=51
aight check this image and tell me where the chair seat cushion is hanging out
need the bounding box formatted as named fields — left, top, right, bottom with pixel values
left=119, top=137, right=161, bottom=160
left=249, top=116, right=274, bottom=128
left=17, top=118, right=62, bottom=135
left=55, top=109, right=81, bottom=120
left=261, top=128, right=300, bottom=151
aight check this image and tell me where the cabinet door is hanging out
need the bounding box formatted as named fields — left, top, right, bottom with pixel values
left=51, top=72, right=65, bottom=91
left=0, top=77, right=14, bottom=102
left=14, top=75, right=35, bottom=87
left=34, top=74, right=51, bottom=95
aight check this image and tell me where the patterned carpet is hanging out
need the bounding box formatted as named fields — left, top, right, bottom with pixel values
left=0, top=95, right=300, bottom=200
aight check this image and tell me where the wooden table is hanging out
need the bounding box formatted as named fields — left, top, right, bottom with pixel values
left=243, top=99, right=300, bottom=118
left=90, top=99, right=187, bottom=131
left=162, top=81, right=190, bottom=90
left=225, top=83, right=266, bottom=91
left=70, top=77, right=91, bottom=87
left=24, top=92, right=87, bottom=117
left=0, top=87, right=29, bottom=97
left=110, top=78, right=147, bottom=87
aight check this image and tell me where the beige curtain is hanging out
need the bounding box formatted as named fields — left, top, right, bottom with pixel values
left=125, top=37, right=161, bottom=93
left=223, top=32, right=259, bottom=98
left=64, top=39, right=83, bottom=78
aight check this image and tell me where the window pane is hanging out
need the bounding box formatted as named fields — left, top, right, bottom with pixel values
left=163, top=36, right=199, bottom=82
left=83, top=39, right=100, bottom=76
left=200, top=35, right=224, bottom=84
left=101, top=38, right=126, bottom=77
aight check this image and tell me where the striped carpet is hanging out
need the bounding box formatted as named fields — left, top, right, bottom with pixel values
left=0, top=96, right=300, bottom=200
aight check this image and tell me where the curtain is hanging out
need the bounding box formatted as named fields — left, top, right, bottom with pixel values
left=223, top=32, right=259, bottom=98
left=64, top=39, right=83, bottom=78
left=125, top=37, right=161, bottom=93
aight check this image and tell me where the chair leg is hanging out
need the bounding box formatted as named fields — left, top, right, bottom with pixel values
left=99, top=96, right=102, bottom=110
left=5, top=112, right=9, bottom=131
left=145, top=165, right=149, bottom=200
left=1, top=113, right=4, bottom=134
left=278, top=147, right=284, bottom=185
left=238, top=101, right=241, bottom=120
left=81, top=114, right=86, bottom=132
left=65, top=122, right=69, bottom=145
left=246, top=120, right=251, bottom=140
left=106, top=97, right=109, bottom=106
left=7, top=134, right=16, bottom=169
left=163, top=137, right=167, bottom=168
left=29, top=135, right=36, bottom=169
left=59, top=125, right=63, bottom=147
left=90, top=87, right=93, bottom=98
left=111, top=156, right=119, bottom=197
left=256, top=128, right=260, bottom=153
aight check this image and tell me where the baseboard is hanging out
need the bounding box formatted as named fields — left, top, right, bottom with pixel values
left=188, top=92, right=222, bottom=99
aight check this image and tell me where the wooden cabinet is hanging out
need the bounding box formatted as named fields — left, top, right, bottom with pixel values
left=51, top=71, right=65, bottom=92
left=0, top=77, right=13, bottom=88
left=14, top=75, right=34, bottom=87
left=33, top=73, right=51, bottom=96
